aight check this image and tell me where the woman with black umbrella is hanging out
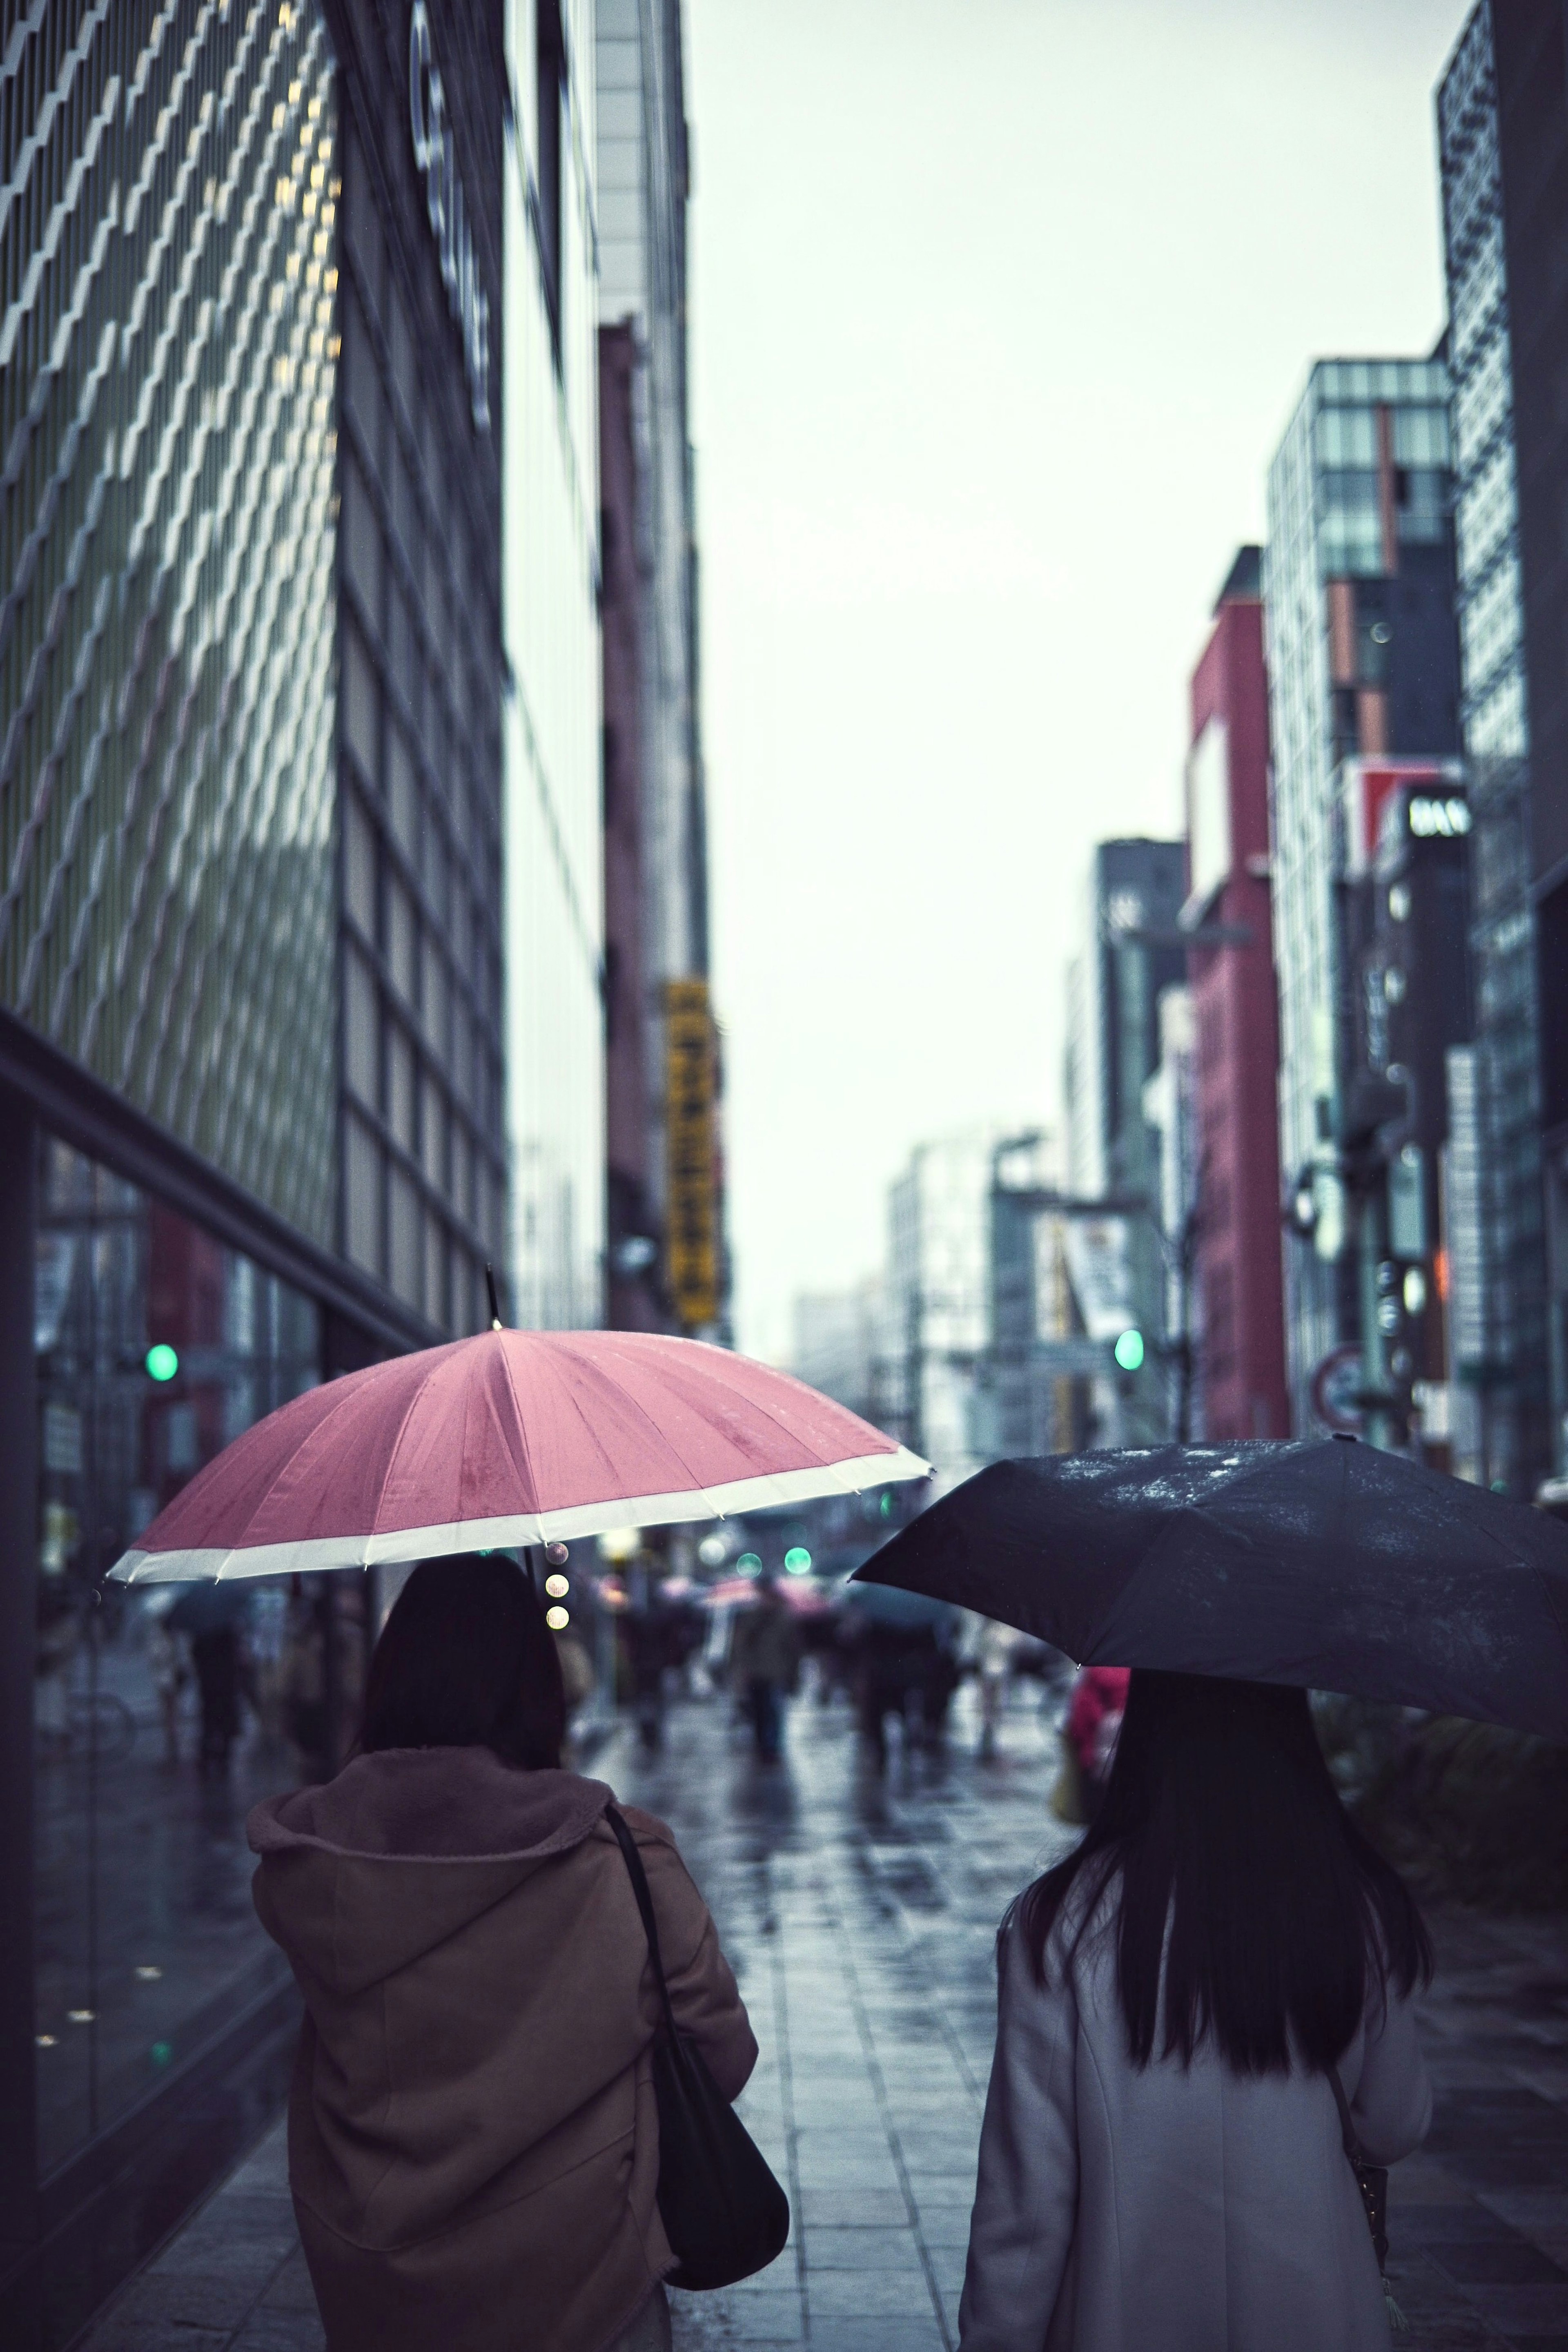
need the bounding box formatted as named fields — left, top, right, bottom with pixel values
left=853, top=1436, right=1568, bottom=2348
left=958, top=1668, right=1432, bottom=2350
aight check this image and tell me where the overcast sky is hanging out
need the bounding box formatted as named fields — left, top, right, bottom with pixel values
left=684, top=0, right=1469, bottom=1362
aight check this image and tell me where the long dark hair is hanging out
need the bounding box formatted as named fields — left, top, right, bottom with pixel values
left=360, top=1553, right=566, bottom=1770
left=1018, top=1669, right=1431, bottom=2075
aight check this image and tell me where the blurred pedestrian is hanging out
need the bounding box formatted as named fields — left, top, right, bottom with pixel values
left=167, top=1584, right=252, bottom=1775
left=145, top=1601, right=187, bottom=1765
left=249, top=1553, right=756, bottom=2352
left=1054, top=1664, right=1130, bottom=1824
left=728, top=1574, right=802, bottom=1761
left=620, top=1583, right=692, bottom=1752
left=960, top=1670, right=1433, bottom=2351
left=972, top=1618, right=1020, bottom=1760
left=280, top=1585, right=330, bottom=1780
left=191, top=1623, right=242, bottom=1773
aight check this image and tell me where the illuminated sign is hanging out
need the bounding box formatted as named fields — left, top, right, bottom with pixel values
left=1407, top=795, right=1471, bottom=839
left=409, top=2, right=491, bottom=431
left=665, top=979, right=719, bottom=1330
left=1341, top=759, right=1462, bottom=875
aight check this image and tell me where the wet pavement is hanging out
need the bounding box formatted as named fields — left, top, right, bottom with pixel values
left=77, top=1683, right=1568, bottom=2351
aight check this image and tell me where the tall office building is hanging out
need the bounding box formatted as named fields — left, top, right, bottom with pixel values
left=595, top=0, right=721, bottom=1337
left=1062, top=838, right=1186, bottom=1442
left=790, top=1276, right=902, bottom=1431
left=505, top=0, right=607, bottom=1332
left=887, top=1131, right=1004, bottom=1488
left=1436, top=2, right=1552, bottom=1491
left=1141, top=988, right=1202, bottom=1440
left=0, top=2, right=508, bottom=2336
left=1184, top=548, right=1290, bottom=1442
left=1263, top=359, right=1461, bottom=1430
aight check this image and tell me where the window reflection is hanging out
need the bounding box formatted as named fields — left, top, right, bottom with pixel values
left=34, top=1138, right=323, bottom=2176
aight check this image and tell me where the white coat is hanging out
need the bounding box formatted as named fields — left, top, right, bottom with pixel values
left=959, top=1902, right=1432, bottom=2352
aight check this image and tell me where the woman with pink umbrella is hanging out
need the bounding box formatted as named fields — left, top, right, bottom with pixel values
left=110, top=1321, right=926, bottom=2351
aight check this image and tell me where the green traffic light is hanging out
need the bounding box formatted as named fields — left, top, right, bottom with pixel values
left=145, top=1344, right=179, bottom=1383
left=784, top=1546, right=812, bottom=1574
left=1114, top=1329, right=1145, bottom=1373
left=737, top=1551, right=762, bottom=1574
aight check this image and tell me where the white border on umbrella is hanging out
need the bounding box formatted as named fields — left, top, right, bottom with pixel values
left=107, top=1446, right=933, bottom=1584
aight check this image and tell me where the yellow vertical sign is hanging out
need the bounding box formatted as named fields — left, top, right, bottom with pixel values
left=664, top=979, right=718, bottom=1330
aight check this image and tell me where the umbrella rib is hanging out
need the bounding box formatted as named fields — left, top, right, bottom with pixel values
left=375, top=1347, right=477, bottom=1542
left=574, top=1334, right=883, bottom=1483
left=212, top=1367, right=391, bottom=1577
left=542, top=1340, right=763, bottom=1512
left=494, top=1338, right=545, bottom=1515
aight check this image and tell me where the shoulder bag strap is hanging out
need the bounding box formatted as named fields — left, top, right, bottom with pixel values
left=605, top=1801, right=678, bottom=2040
left=1327, top=2061, right=1365, bottom=2163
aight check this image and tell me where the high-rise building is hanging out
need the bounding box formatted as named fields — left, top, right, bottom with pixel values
left=1183, top=548, right=1290, bottom=1442
left=0, top=2, right=508, bottom=2336
left=888, top=1131, right=1003, bottom=1488
left=1141, top=987, right=1202, bottom=1440
left=505, top=0, right=607, bottom=1332
left=1263, top=358, right=1462, bottom=1431
left=790, top=1277, right=902, bottom=1431
left=595, top=0, right=721, bottom=1337
left=1062, top=838, right=1187, bottom=1441
left=1435, top=2, right=1553, bottom=1491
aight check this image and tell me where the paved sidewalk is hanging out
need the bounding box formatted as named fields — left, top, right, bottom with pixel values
left=78, top=1687, right=1568, bottom=2351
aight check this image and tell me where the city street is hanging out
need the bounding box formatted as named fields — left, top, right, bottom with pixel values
left=78, top=1680, right=1568, bottom=2352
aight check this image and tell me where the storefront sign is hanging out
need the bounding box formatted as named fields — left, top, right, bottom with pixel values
left=665, top=980, right=718, bottom=1330
left=1407, top=795, right=1470, bottom=839
left=409, top=1, right=491, bottom=431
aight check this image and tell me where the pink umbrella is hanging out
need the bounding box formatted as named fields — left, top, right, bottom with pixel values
left=107, top=1329, right=928, bottom=1584
left=704, top=1575, right=829, bottom=1616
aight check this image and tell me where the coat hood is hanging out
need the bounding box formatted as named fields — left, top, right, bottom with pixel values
left=248, top=1747, right=612, bottom=1993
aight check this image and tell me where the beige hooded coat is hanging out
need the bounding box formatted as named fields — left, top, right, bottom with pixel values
left=247, top=1747, right=757, bottom=2352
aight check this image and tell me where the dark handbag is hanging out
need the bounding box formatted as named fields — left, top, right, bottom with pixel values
left=1328, top=2063, right=1407, bottom=2332
left=604, top=1805, right=791, bottom=2290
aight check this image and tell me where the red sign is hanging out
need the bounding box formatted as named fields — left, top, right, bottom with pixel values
left=1341, top=759, right=1461, bottom=876
left=1310, top=1343, right=1363, bottom=1435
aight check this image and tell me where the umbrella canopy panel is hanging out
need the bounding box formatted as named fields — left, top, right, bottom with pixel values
left=853, top=1440, right=1568, bottom=1741
left=111, top=1329, right=928, bottom=1583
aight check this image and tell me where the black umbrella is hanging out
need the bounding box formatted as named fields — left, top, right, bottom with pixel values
left=851, top=1440, right=1568, bottom=1739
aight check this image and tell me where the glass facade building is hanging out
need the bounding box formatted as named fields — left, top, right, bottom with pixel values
left=1436, top=2, right=1552, bottom=1491
left=1263, top=359, right=1459, bottom=1429
left=504, top=0, right=606, bottom=1331
left=0, top=5, right=508, bottom=2339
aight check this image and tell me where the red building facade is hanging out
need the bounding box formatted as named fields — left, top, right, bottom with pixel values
left=1186, top=549, right=1292, bottom=1439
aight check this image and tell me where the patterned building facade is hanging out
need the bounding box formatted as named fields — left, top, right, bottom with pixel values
left=0, top=6, right=507, bottom=2340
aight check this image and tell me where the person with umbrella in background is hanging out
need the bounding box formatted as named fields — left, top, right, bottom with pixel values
left=167, top=1581, right=249, bottom=1775
left=854, top=1436, right=1568, bottom=2350
left=1056, top=1663, right=1129, bottom=1824
left=728, top=1571, right=804, bottom=1762
left=840, top=1580, right=961, bottom=1768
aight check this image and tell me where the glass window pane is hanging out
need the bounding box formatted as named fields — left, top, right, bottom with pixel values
left=34, top=1137, right=321, bottom=2173
left=343, top=943, right=377, bottom=1105
left=343, top=789, right=376, bottom=936
left=385, top=1017, right=415, bottom=1151
left=385, top=874, right=416, bottom=1006
left=388, top=1168, right=421, bottom=1306
left=344, top=1112, right=381, bottom=1273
